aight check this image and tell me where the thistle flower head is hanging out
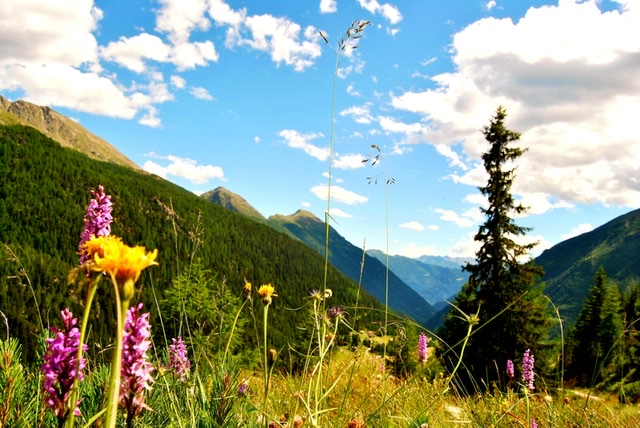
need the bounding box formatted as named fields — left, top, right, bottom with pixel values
left=327, top=305, right=346, bottom=323
left=41, top=308, right=87, bottom=420
left=237, top=379, right=250, bottom=396
left=79, top=185, right=113, bottom=264
left=168, top=337, right=190, bottom=381
left=417, top=332, right=429, bottom=364
left=258, top=284, right=277, bottom=305
left=522, top=349, right=535, bottom=391
left=506, top=359, right=515, bottom=380
left=120, top=303, right=154, bottom=418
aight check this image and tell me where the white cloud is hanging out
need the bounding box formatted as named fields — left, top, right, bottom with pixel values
left=208, top=0, right=246, bottom=27
left=378, top=115, right=424, bottom=135
left=234, top=14, right=322, bottom=71
left=346, top=84, right=361, bottom=96
left=435, top=143, right=468, bottom=170
left=170, top=40, right=219, bottom=70
left=320, top=0, right=337, bottom=14
left=399, top=221, right=425, bottom=232
left=391, top=1, right=640, bottom=209
left=254, top=136, right=261, bottom=143
left=311, top=184, right=368, bottom=205
left=189, top=86, right=214, bottom=100
left=435, top=208, right=476, bottom=228
left=340, top=104, right=373, bottom=124
left=278, top=129, right=329, bottom=161
left=329, top=208, right=352, bottom=218
left=143, top=153, right=224, bottom=184
left=301, top=201, right=311, bottom=208
left=561, top=223, right=593, bottom=241
left=170, top=75, right=186, bottom=88
left=334, top=154, right=365, bottom=170
left=0, top=63, right=138, bottom=118
left=357, top=0, right=402, bottom=25
left=485, top=1, right=497, bottom=11
left=0, top=0, right=101, bottom=66
left=100, top=33, right=170, bottom=73
left=398, top=243, right=437, bottom=258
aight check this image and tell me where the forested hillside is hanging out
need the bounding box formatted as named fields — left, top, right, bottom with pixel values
left=536, top=208, right=640, bottom=324
left=0, top=125, right=388, bottom=363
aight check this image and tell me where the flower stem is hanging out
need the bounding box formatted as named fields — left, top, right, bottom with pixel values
left=66, top=276, right=100, bottom=428
left=105, top=280, right=130, bottom=428
left=262, top=303, right=270, bottom=428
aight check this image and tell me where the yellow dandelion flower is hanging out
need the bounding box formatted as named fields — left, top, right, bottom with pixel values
left=258, top=283, right=277, bottom=305
left=83, top=235, right=158, bottom=300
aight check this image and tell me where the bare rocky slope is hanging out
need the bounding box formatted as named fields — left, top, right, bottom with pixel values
left=0, top=94, right=138, bottom=169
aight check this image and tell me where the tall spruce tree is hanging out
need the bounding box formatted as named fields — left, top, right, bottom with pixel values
left=569, top=267, right=623, bottom=385
left=438, top=106, right=550, bottom=391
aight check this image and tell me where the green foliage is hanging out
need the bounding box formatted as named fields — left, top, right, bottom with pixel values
left=0, top=337, right=27, bottom=426
left=569, top=267, right=623, bottom=385
left=161, top=260, right=246, bottom=358
left=438, top=107, right=551, bottom=391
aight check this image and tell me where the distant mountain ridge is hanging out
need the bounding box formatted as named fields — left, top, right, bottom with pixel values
left=266, top=209, right=437, bottom=326
left=0, top=94, right=138, bottom=169
left=367, top=249, right=470, bottom=305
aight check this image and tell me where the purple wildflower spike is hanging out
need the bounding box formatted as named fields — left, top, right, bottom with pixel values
left=522, top=349, right=535, bottom=391
left=506, top=359, right=514, bottom=380
left=120, top=303, right=154, bottom=418
left=417, top=332, right=428, bottom=364
left=79, top=185, right=113, bottom=264
left=169, top=337, right=191, bottom=381
left=41, top=308, right=88, bottom=420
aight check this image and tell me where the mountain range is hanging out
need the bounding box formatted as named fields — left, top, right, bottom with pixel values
left=3, top=94, right=639, bottom=334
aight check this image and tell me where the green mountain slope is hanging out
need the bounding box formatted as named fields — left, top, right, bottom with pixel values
left=536, top=208, right=640, bottom=325
left=201, top=186, right=266, bottom=223
left=367, top=249, right=470, bottom=305
left=266, top=210, right=436, bottom=326
left=0, top=95, right=138, bottom=169
left=0, top=125, right=386, bottom=362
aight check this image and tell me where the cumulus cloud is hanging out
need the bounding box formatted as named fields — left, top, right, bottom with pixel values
left=340, top=104, right=373, bottom=124
left=390, top=1, right=640, bottom=211
left=434, top=208, right=477, bottom=228
left=561, top=223, right=594, bottom=241
left=210, top=1, right=322, bottom=72
left=143, top=152, right=224, bottom=184
left=329, top=208, right=352, bottom=218
left=320, top=0, right=337, bottom=14
left=100, top=33, right=170, bottom=73
left=399, top=221, right=425, bottom=232
left=334, top=154, right=365, bottom=170
left=278, top=129, right=329, bottom=161
left=311, top=184, right=368, bottom=205
left=170, top=75, right=187, bottom=88
left=357, top=0, right=402, bottom=24
left=189, top=86, right=214, bottom=100
left=398, top=243, right=437, bottom=258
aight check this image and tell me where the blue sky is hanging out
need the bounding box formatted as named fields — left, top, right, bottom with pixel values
left=1, top=0, right=638, bottom=258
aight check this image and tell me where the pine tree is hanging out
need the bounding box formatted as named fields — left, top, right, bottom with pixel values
left=438, top=106, right=550, bottom=391
left=569, top=266, right=623, bottom=385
